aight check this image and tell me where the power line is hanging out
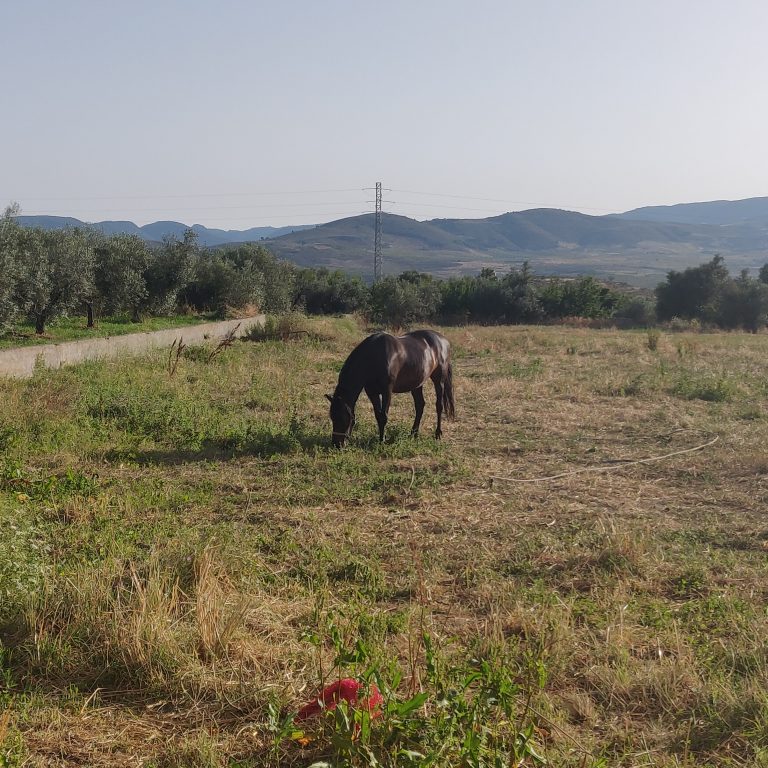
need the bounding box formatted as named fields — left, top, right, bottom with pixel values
left=19, top=201, right=369, bottom=214
left=8, top=184, right=627, bottom=229
left=388, top=200, right=514, bottom=214
left=390, top=188, right=614, bottom=213
left=6, top=185, right=617, bottom=213
left=10, top=188, right=366, bottom=202
left=17, top=210, right=372, bottom=223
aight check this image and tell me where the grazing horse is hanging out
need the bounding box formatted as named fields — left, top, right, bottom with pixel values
left=326, top=330, right=455, bottom=448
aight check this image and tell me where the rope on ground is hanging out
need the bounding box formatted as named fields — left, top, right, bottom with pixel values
left=490, top=434, right=720, bottom=484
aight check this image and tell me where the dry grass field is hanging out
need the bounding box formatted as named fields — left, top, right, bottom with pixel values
left=1, top=316, right=767, bottom=767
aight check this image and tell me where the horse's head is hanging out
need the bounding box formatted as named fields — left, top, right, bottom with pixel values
left=326, top=393, right=355, bottom=448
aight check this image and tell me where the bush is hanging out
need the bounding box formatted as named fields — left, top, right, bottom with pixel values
left=184, top=253, right=264, bottom=316
left=369, top=273, right=441, bottom=327
left=616, top=298, right=656, bottom=327
left=293, top=268, right=369, bottom=315
left=538, top=276, right=623, bottom=319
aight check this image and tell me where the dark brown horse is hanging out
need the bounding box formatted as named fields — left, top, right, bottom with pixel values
left=326, top=330, right=455, bottom=448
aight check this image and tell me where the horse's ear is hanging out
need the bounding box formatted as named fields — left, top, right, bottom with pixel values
left=325, top=394, right=333, bottom=403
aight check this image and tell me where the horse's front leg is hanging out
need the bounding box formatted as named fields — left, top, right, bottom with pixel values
left=365, top=387, right=386, bottom=442
left=411, top=387, right=425, bottom=437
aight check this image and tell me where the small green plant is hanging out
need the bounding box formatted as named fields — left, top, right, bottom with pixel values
left=278, top=624, right=548, bottom=767
left=1, top=461, right=97, bottom=502
left=182, top=343, right=211, bottom=363
left=0, top=645, right=15, bottom=706
left=153, top=732, right=223, bottom=768
left=672, top=372, right=737, bottom=402
left=0, top=508, right=50, bottom=622
left=0, top=426, right=18, bottom=452
left=673, top=567, right=708, bottom=598
left=500, top=357, right=543, bottom=379
left=0, top=721, right=26, bottom=768
left=328, top=558, right=382, bottom=599
left=609, top=373, right=654, bottom=397
left=646, top=328, right=660, bottom=351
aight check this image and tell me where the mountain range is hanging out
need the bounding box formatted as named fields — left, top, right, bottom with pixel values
left=16, top=196, right=768, bottom=287
left=15, top=216, right=313, bottom=246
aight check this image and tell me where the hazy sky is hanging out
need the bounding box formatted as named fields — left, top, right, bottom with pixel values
left=2, top=0, right=767, bottom=228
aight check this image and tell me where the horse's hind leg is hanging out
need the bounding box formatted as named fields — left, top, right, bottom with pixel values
left=431, top=375, right=444, bottom=439
left=379, top=386, right=393, bottom=442
left=411, top=387, right=425, bottom=436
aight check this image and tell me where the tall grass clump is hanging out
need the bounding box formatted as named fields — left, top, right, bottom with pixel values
left=83, top=378, right=217, bottom=449
left=245, top=312, right=311, bottom=342
left=14, top=547, right=283, bottom=701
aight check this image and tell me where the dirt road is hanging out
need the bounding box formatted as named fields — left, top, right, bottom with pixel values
left=0, top=316, right=265, bottom=379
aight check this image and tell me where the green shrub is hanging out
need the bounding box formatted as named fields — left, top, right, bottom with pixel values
left=672, top=372, right=737, bottom=402
left=245, top=312, right=310, bottom=342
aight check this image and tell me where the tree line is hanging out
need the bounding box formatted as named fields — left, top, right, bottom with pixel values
left=0, top=207, right=293, bottom=334
left=2, top=206, right=767, bottom=334
left=655, top=255, right=768, bottom=332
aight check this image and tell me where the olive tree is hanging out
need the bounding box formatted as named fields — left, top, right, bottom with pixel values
left=655, top=255, right=730, bottom=323
left=0, top=204, right=23, bottom=331
left=219, top=244, right=295, bottom=312
left=143, top=230, right=197, bottom=315
left=292, top=267, right=368, bottom=314
left=369, top=273, right=441, bottom=327
left=94, top=233, right=151, bottom=321
left=15, top=227, right=95, bottom=334
left=184, top=252, right=265, bottom=316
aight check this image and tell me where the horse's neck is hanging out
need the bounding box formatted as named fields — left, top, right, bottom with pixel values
left=336, top=365, right=365, bottom=407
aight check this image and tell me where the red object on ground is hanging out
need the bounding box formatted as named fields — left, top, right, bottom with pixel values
left=296, top=678, right=384, bottom=721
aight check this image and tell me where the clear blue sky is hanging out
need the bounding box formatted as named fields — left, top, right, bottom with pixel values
left=2, top=0, right=766, bottom=228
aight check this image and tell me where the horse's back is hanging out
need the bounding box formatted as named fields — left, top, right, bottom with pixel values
left=401, top=330, right=451, bottom=365
left=356, top=330, right=445, bottom=362
left=349, top=329, right=451, bottom=367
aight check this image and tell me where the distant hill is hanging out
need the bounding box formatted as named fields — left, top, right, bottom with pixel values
left=13, top=197, right=768, bottom=287
left=616, top=196, right=768, bottom=226
left=15, top=216, right=313, bottom=246
left=265, top=208, right=768, bottom=286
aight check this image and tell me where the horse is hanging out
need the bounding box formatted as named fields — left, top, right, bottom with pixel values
left=326, top=330, right=455, bottom=448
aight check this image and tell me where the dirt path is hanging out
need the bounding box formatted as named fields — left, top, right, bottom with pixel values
left=0, top=316, right=265, bottom=379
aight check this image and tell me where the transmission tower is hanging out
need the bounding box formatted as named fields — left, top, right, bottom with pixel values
left=374, top=181, right=383, bottom=282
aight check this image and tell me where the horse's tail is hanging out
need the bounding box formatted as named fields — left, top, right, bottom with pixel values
left=443, top=361, right=456, bottom=419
